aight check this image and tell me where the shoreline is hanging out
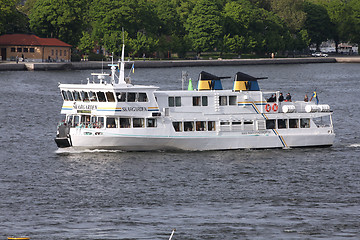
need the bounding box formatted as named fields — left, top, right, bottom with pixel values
left=0, top=56, right=359, bottom=71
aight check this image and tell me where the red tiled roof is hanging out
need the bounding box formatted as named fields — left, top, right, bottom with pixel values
left=0, top=34, right=71, bottom=47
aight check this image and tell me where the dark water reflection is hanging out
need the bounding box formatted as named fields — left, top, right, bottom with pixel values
left=0, top=63, right=359, bottom=239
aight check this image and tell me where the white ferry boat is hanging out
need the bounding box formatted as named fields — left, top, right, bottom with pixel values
left=55, top=45, right=335, bottom=151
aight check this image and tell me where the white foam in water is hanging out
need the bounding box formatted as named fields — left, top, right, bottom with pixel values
left=348, top=143, right=360, bottom=148
left=55, top=148, right=124, bottom=154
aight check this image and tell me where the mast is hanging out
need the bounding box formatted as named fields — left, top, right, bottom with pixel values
left=118, top=43, right=126, bottom=84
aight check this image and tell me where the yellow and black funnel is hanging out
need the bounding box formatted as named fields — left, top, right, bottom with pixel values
left=233, top=72, right=267, bottom=91
left=197, top=71, right=230, bottom=91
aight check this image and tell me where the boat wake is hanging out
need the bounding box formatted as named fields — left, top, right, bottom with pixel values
left=55, top=148, right=125, bottom=154
left=348, top=143, right=360, bottom=148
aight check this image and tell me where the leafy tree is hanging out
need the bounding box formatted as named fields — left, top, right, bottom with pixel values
left=344, top=0, right=360, bottom=45
left=78, top=31, right=94, bottom=54
left=0, top=0, right=28, bottom=34
left=130, top=32, right=159, bottom=57
left=29, top=0, right=87, bottom=46
left=303, top=1, right=333, bottom=49
left=185, top=0, right=223, bottom=54
left=269, top=0, right=306, bottom=33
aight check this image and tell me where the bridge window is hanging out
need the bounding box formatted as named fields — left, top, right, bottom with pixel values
left=97, top=92, right=106, bottom=102
left=106, top=92, right=115, bottom=102
left=229, top=96, right=237, bottom=105
left=73, top=91, right=81, bottom=101
left=116, top=92, right=126, bottom=102
left=61, top=90, right=68, bottom=100
left=89, top=91, right=97, bottom=102
left=138, top=93, right=148, bottom=102
left=81, top=91, right=90, bottom=102
left=67, top=91, right=74, bottom=101
left=127, top=92, right=136, bottom=102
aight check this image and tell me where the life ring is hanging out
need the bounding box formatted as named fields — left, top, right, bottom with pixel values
left=272, top=103, right=278, bottom=111
left=265, top=104, right=272, bottom=112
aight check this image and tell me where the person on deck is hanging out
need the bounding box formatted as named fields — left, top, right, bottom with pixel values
left=278, top=92, right=284, bottom=102
left=285, top=93, right=292, bottom=102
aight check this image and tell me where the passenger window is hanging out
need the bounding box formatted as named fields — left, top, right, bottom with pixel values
left=202, top=96, right=208, bottom=106
left=196, top=121, right=206, bottom=131
left=106, top=118, right=116, bottom=128
left=229, top=96, right=237, bottom=105
left=168, top=97, right=175, bottom=107
left=220, top=96, right=227, bottom=106
left=138, top=93, right=148, bottom=102
left=184, top=121, right=194, bottom=131
left=266, top=120, right=276, bottom=129
left=300, top=118, right=310, bottom=128
left=146, top=118, right=157, bottom=127
left=106, top=92, right=115, bottom=102
left=128, top=92, right=136, bottom=102
left=98, top=117, right=104, bottom=128
left=172, top=122, right=182, bottom=132
left=116, top=92, right=126, bottom=102
left=175, top=96, right=181, bottom=106
left=120, top=118, right=131, bottom=128
left=208, top=121, right=215, bottom=131
left=133, top=118, right=145, bottom=128
left=97, top=92, right=106, bottom=102
left=278, top=119, right=287, bottom=129
left=289, top=119, right=299, bottom=128
left=193, top=96, right=201, bottom=106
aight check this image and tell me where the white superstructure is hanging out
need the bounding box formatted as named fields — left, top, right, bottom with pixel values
left=55, top=45, right=335, bottom=151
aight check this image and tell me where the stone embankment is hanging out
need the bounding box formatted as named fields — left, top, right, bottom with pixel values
left=0, top=56, right=359, bottom=71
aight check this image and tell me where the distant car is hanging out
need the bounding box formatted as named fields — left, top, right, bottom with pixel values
left=312, top=52, right=328, bottom=57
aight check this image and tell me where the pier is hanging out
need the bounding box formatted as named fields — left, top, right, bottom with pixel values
left=0, top=56, right=359, bottom=71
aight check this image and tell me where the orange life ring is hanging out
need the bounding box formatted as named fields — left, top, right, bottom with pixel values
left=265, top=104, right=271, bottom=112
left=272, top=103, right=278, bottom=111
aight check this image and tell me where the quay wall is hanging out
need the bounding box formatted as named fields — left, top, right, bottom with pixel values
left=1, top=57, right=359, bottom=71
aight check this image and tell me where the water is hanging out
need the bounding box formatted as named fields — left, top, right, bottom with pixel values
left=1, top=63, right=360, bottom=239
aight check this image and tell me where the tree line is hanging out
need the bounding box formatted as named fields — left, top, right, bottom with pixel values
left=1, top=0, right=360, bottom=59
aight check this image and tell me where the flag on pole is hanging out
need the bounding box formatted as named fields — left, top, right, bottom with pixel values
left=312, top=91, right=319, bottom=104
left=131, top=63, right=135, bottom=73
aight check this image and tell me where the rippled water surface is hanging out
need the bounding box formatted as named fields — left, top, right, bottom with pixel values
left=1, top=63, right=360, bottom=239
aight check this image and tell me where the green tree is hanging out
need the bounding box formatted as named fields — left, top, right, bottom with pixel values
left=269, top=0, right=306, bottom=33
left=303, top=1, right=333, bottom=49
left=78, top=31, right=94, bottom=54
left=0, top=0, right=28, bottom=34
left=185, top=0, right=223, bottom=55
left=29, top=0, right=87, bottom=46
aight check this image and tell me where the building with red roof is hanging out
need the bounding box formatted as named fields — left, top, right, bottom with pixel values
left=0, top=33, right=72, bottom=62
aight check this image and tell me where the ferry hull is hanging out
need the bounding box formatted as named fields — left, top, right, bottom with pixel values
left=68, top=133, right=335, bottom=151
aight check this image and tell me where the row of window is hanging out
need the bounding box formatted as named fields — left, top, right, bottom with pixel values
left=61, top=90, right=148, bottom=103
left=51, top=49, right=67, bottom=56
left=168, top=95, right=237, bottom=107
left=67, top=115, right=157, bottom=128
left=266, top=118, right=310, bottom=129
left=173, top=121, right=216, bottom=132
left=11, top=48, right=35, bottom=53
